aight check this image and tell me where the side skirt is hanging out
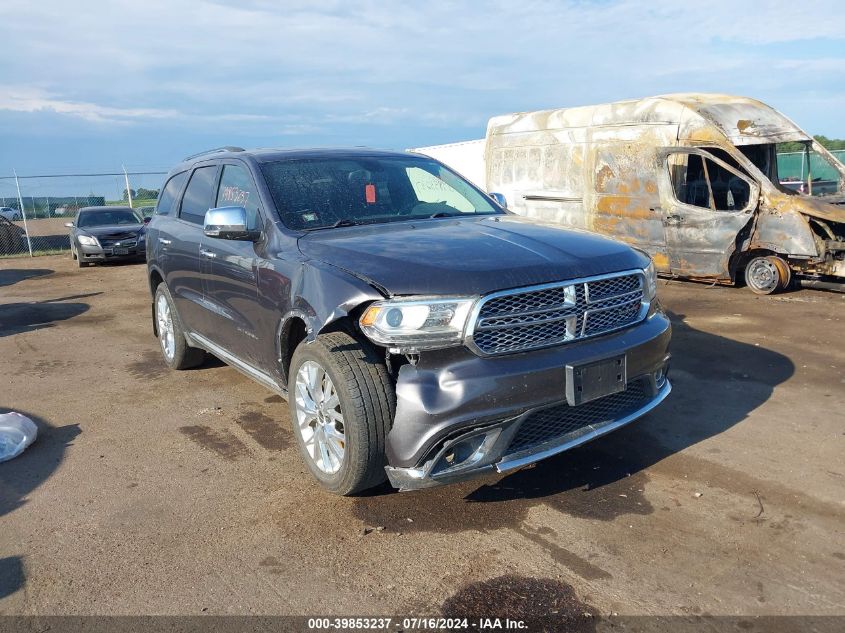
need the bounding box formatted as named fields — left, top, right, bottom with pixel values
left=186, top=331, right=288, bottom=400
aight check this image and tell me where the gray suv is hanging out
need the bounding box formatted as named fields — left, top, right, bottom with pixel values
left=146, top=147, right=672, bottom=495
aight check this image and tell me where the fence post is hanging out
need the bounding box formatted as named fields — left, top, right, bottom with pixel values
left=123, top=165, right=133, bottom=209
left=13, top=169, right=34, bottom=257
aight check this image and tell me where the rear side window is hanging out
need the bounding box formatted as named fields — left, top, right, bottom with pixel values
left=155, top=171, right=188, bottom=216
left=179, top=166, right=218, bottom=225
left=216, top=165, right=261, bottom=230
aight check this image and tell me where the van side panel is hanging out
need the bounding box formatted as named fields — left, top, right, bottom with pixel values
left=486, top=126, right=590, bottom=230
left=486, top=116, right=680, bottom=272
left=587, top=123, right=678, bottom=271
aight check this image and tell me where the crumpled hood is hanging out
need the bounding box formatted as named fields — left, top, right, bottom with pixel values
left=770, top=191, right=845, bottom=224
left=79, top=223, right=144, bottom=236
left=297, top=215, right=648, bottom=296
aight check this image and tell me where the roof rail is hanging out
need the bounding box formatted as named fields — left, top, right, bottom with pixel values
left=182, top=146, right=246, bottom=161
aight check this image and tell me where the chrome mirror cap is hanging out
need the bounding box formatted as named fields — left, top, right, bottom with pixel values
left=489, top=192, right=508, bottom=209
left=203, top=206, right=257, bottom=241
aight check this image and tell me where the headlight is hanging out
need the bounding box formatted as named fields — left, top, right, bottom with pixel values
left=643, top=261, right=657, bottom=302
left=359, top=297, right=476, bottom=352
left=77, top=235, right=99, bottom=246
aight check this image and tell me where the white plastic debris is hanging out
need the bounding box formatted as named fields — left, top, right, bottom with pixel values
left=0, top=412, right=38, bottom=462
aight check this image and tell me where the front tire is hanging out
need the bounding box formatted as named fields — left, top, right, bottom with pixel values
left=154, top=284, right=206, bottom=370
left=288, top=331, right=395, bottom=496
left=745, top=256, right=784, bottom=295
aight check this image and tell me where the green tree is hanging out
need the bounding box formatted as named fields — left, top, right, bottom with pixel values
left=135, top=187, right=160, bottom=200
left=780, top=135, right=845, bottom=152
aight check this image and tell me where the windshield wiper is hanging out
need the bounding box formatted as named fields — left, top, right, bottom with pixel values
left=331, top=218, right=359, bottom=228
left=429, top=211, right=456, bottom=218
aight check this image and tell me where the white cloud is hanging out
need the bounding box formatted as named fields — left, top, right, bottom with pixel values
left=0, top=0, right=843, bottom=137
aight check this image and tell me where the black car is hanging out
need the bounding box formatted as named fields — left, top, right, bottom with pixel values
left=146, top=147, right=672, bottom=495
left=66, top=206, right=148, bottom=267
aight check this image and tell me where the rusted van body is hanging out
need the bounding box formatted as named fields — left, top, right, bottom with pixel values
left=415, top=94, right=845, bottom=293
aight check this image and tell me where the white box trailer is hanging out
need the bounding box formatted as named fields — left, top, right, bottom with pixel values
left=411, top=94, right=845, bottom=294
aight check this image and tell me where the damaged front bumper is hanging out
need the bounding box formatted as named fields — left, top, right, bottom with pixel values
left=384, top=312, right=672, bottom=491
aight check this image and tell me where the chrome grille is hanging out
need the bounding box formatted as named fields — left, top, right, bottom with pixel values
left=507, top=380, right=650, bottom=454
left=469, top=272, right=645, bottom=355
left=101, top=239, right=137, bottom=248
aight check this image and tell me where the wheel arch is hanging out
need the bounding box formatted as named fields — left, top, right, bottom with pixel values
left=148, top=266, right=166, bottom=337
left=276, top=300, right=379, bottom=389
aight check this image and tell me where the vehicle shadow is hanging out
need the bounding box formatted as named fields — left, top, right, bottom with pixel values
left=353, top=310, right=795, bottom=531
left=0, top=293, right=100, bottom=338
left=0, top=269, right=54, bottom=288
left=0, top=409, right=81, bottom=518
left=0, top=556, right=24, bottom=600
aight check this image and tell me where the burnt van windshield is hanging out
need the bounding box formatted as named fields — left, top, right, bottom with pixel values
left=775, top=142, right=843, bottom=196
left=260, top=155, right=501, bottom=231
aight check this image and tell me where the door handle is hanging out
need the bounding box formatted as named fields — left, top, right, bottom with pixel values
left=158, top=238, right=172, bottom=245
left=200, top=248, right=217, bottom=259
left=663, top=214, right=683, bottom=226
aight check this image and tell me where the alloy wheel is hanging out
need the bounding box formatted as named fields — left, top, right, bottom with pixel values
left=156, top=294, right=176, bottom=361
left=294, top=360, right=346, bottom=474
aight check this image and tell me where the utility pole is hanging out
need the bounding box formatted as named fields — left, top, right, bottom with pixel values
left=13, top=169, right=33, bottom=257
left=123, top=165, right=133, bottom=208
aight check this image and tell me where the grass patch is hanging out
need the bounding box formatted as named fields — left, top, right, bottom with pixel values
left=0, top=247, right=70, bottom=259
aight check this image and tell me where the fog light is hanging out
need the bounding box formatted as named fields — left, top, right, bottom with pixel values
left=431, top=428, right=502, bottom=476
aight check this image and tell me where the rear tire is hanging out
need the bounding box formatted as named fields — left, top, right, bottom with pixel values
left=288, top=331, right=395, bottom=496
left=154, top=284, right=206, bottom=370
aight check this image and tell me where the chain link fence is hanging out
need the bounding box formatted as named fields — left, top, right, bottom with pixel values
left=0, top=169, right=166, bottom=258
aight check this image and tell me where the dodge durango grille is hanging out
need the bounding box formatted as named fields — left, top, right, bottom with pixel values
left=468, top=272, right=646, bottom=355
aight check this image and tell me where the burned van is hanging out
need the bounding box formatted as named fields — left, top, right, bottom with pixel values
left=415, top=94, right=845, bottom=294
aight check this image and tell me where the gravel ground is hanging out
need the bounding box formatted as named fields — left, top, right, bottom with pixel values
left=0, top=255, right=843, bottom=620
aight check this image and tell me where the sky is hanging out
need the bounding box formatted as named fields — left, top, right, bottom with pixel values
left=1, top=0, right=844, bottom=182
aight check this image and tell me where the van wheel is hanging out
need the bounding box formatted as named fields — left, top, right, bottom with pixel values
left=154, top=284, right=206, bottom=369
left=289, top=331, right=395, bottom=496
left=745, top=256, right=784, bottom=295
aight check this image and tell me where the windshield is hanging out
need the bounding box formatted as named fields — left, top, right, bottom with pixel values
left=260, top=155, right=501, bottom=230
left=77, top=209, right=141, bottom=228
left=775, top=141, right=844, bottom=196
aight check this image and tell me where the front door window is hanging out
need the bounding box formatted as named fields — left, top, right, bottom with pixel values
left=667, top=153, right=751, bottom=211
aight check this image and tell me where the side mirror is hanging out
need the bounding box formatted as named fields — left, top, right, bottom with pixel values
left=489, top=192, right=508, bottom=209
left=143, top=216, right=152, bottom=224
left=64, top=222, right=74, bottom=228
left=203, top=206, right=258, bottom=241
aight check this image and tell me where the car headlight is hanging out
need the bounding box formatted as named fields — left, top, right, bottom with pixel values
left=643, top=261, right=657, bottom=302
left=77, top=235, right=99, bottom=246
left=359, top=297, right=476, bottom=352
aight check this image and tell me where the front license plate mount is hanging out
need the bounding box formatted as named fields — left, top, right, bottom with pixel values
left=565, top=354, right=626, bottom=406
left=114, top=248, right=129, bottom=255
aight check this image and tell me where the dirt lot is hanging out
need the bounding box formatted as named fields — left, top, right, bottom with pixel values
left=0, top=255, right=843, bottom=620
